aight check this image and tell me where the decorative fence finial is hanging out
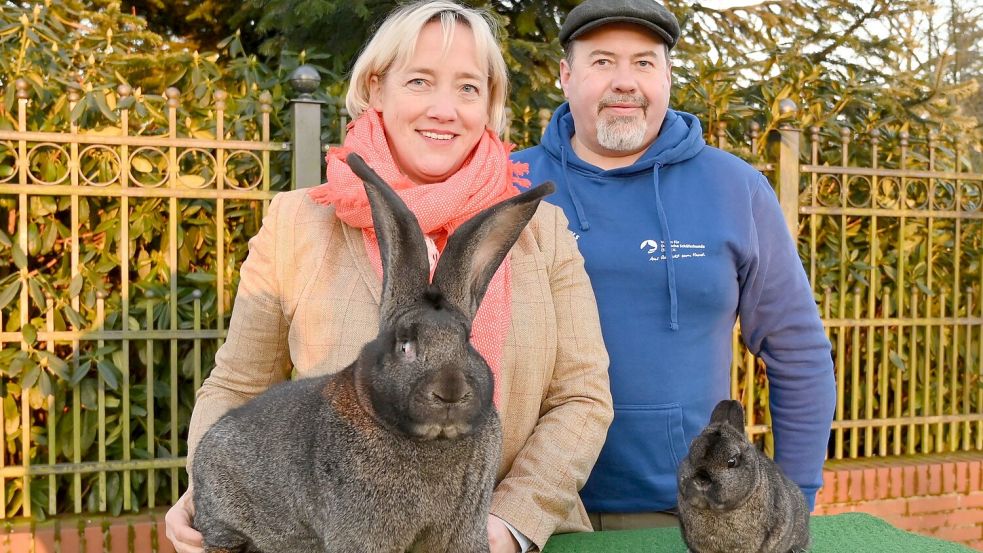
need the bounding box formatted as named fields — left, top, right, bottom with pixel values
left=165, top=87, right=181, bottom=109
left=15, top=78, right=30, bottom=99
left=778, top=99, right=797, bottom=129
left=259, top=91, right=273, bottom=114
left=213, top=89, right=227, bottom=111
left=289, top=65, right=321, bottom=100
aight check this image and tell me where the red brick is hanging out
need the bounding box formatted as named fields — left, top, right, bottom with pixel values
left=864, top=468, right=879, bottom=500
left=893, top=515, right=923, bottom=532
left=132, top=520, right=154, bottom=553
left=904, top=466, right=917, bottom=497
left=962, top=492, right=983, bottom=509
left=877, top=514, right=909, bottom=529
left=84, top=524, right=103, bottom=553
left=957, top=462, right=971, bottom=494
left=946, top=509, right=983, bottom=527
left=929, top=464, right=943, bottom=495
left=972, top=461, right=982, bottom=492
left=914, top=512, right=955, bottom=530
left=58, top=524, right=80, bottom=553
left=933, top=525, right=982, bottom=543
left=156, top=520, right=177, bottom=553
left=109, top=522, right=129, bottom=553
left=908, top=495, right=963, bottom=514
left=875, top=467, right=891, bottom=499
left=835, top=470, right=851, bottom=503
left=33, top=526, right=56, bottom=553
left=848, top=469, right=864, bottom=501
left=817, top=470, right=836, bottom=506
left=916, top=465, right=931, bottom=496
left=966, top=539, right=983, bottom=552
left=5, top=532, right=31, bottom=553
left=816, top=503, right=855, bottom=515
left=943, top=462, right=958, bottom=494
left=858, top=498, right=908, bottom=517
left=889, top=466, right=904, bottom=498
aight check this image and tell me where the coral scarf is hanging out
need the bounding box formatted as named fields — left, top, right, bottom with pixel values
left=308, top=109, right=531, bottom=405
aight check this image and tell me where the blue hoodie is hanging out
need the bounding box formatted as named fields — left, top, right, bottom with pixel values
left=512, top=104, right=835, bottom=513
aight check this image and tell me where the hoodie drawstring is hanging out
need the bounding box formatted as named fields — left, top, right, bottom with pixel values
left=653, top=163, right=679, bottom=331
left=561, top=146, right=591, bottom=231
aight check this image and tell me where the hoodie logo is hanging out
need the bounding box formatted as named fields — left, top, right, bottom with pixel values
left=640, top=239, right=707, bottom=262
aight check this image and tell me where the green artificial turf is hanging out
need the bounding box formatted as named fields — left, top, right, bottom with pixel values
left=541, top=512, right=975, bottom=552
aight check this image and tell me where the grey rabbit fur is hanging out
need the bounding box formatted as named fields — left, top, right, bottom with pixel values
left=191, top=152, right=555, bottom=553
left=677, top=400, right=811, bottom=553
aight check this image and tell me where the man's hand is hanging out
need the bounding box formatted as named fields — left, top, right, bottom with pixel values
left=488, top=515, right=521, bottom=553
left=165, top=490, right=204, bottom=553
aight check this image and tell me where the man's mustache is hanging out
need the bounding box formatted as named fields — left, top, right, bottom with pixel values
left=597, top=95, right=650, bottom=113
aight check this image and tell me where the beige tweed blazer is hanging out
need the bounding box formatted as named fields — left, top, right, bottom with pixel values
left=186, top=188, right=613, bottom=549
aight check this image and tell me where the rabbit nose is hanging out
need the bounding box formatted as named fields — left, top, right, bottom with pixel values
left=693, top=473, right=712, bottom=491
left=428, top=371, right=471, bottom=405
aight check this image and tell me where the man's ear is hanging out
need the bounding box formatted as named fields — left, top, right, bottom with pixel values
left=559, top=58, right=572, bottom=99
left=368, top=74, right=383, bottom=110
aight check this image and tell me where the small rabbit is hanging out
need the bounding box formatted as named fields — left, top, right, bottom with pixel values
left=191, top=152, right=555, bottom=553
left=677, top=400, right=810, bottom=553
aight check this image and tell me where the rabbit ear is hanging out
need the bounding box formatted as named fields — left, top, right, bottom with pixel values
left=432, top=182, right=555, bottom=321
left=709, top=400, right=745, bottom=430
left=346, top=153, right=430, bottom=324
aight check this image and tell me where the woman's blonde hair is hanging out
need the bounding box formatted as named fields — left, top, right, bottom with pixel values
left=346, top=0, right=509, bottom=136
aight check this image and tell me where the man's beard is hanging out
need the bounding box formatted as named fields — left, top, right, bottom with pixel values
left=595, top=94, right=649, bottom=151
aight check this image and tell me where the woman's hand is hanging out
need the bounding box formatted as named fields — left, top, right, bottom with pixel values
left=165, top=490, right=203, bottom=553
left=487, top=515, right=521, bottom=553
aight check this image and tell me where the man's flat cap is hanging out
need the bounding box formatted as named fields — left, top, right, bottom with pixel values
left=559, top=0, right=680, bottom=49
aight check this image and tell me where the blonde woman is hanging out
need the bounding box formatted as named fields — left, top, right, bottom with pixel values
left=164, top=2, right=612, bottom=552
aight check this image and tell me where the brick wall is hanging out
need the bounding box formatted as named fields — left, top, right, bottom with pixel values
left=815, top=451, right=983, bottom=551
left=0, top=510, right=174, bottom=553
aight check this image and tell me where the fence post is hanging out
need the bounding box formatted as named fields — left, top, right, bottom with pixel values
left=289, top=65, right=325, bottom=189
left=770, top=99, right=801, bottom=236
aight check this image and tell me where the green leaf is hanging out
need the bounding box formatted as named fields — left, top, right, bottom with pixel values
left=889, top=351, right=906, bottom=371
left=11, top=242, right=27, bottom=270
left=21, top=323, right=37, bottom=345
left=69, top=361, right=91, bottom=387
left=0, top=280, right=20, bottom=310
left=28, top=279, right=46, bottom=310
left=21, top=360, right=40, bottom=389
left=131, top=156, right=154, bottom=173
left=68, top=273, right=84, bottom=298
left=97, top=360, right=121, bottom=391
left=39, top=371, right=53, bottom=399
left=63, top=305, right=86, bottom=329
left=4, top=396, right=19, bottom=435
left=183, top=272, right=215, bottom=283
left=38, top=351, right=70, bottom=381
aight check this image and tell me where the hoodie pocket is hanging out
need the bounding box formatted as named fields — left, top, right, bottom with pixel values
left=581, top=402, right=690, bottom=512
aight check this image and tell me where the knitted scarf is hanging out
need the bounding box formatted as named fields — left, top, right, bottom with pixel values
left=308, top=109, right=531, bottom=405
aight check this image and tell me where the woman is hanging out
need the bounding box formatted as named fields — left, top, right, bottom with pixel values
left=165, top=2, right=612, bottom=552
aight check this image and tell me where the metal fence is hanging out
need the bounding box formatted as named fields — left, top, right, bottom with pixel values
left=0, top=79, right=284, bottom=521
left=0, top=73, right=980, bottom=531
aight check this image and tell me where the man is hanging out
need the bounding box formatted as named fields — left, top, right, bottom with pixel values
left=512, top=0, right=836, bottom=531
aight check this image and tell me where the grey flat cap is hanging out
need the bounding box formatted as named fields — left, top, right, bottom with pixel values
left=560, top=0, right=680, bottom=49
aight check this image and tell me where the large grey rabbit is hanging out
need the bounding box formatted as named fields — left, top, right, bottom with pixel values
left=677, top=400, right=811, bottom=553
left=191, top=152, right=555, bottom=553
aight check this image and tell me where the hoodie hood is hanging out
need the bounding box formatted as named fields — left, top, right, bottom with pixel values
left=540, top=102, right=705, bottom=176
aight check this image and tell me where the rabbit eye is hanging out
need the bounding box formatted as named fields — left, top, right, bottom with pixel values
left=397, top=340, right=416, bottom=359
left=726, top=455, right=740, bottom=468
